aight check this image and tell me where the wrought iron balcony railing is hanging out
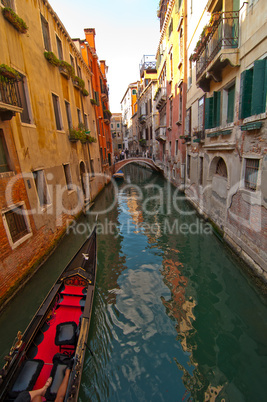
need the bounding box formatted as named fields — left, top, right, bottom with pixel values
left=139, top=55, right=157, bottom=76
left=196, top=11, right=239, bottom=81
left=0, top=79, right=22, bottom=109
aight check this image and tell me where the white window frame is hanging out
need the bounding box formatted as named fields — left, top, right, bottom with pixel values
left=33, top=169, right=52, bottom=209
left=52, top=93, right=63, bottom=131
left=2, top=202, right=32, bottom=249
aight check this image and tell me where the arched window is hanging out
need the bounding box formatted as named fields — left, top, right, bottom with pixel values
left=216, top=157, right=227, bottom=178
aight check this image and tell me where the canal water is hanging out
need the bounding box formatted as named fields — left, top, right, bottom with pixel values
left=0, top=164, right=267, bottom=401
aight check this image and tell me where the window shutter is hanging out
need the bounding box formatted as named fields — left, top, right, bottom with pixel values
left=239, top=69, right=253, bottom=119
left=205, top=97, right=213, bottom=129
left=251, top=59, right=266, bottom=115
left=227, top=85, right=235, bottom=123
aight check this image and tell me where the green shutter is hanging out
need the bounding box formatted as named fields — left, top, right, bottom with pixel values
left=251, top=59, right=267, bottom=115
left=227, top=85, right=235, bottom=123
left=240, top=69, right=253, bottom=119
left=205, top=97, right=213, bottom=129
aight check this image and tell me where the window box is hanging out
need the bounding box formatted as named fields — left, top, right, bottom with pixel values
left=0, top=64, right=20, bottom=80
left=82, top=89, right=89, bottom=97
left=2, top=7, right=28, bottom=33
left=72, top=76, right=85, bottom=90
left=69, top=125, right=96, bottom=144
left=44, top=51, right=60, bottom=67
left=59, top=61, right=74, bottom=79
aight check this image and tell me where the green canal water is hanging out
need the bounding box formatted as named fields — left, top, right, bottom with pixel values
left=0, top=164, right=267, bottom=401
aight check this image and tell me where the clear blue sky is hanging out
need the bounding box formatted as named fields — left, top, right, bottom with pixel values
left=49, top=0, right=160, bottom=112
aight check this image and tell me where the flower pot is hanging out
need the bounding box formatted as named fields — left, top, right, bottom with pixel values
left=2, top=8, right=28, bottom=33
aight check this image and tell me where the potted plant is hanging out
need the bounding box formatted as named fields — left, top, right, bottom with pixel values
left=82, top=88, right=89, bottom=96
left=59, top=61, right=74, bottom=78
left=211, top=12, right=220, bottom=24
left=139, top=138, right=146, bottom=147
left=0, top=64, right=20, bottom=80
left=44, top=52, right=60, bottom=67
left=73, top=76, right=85, bottom=89
left=2, top=7, right=28, bottom=33
left=69, top=125, right=97, bottom=144
left=90, top=98, right=98, bottom=105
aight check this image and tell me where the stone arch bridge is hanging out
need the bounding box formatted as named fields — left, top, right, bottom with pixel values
left=113, top=158, right=161, bottom=174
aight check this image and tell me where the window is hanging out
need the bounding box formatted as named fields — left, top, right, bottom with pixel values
left=188, top=60, right=192, bottom=88
left=205, top=91, right=221, bottom=129
left=18, top=75, right=32, bottom=124
left=87, top=80, right=91, bottom=97
left=70, top=55, right=75, bottom=71
left=175, top=139, right=178, bottom=155
left=65, top=101, right=72, bottom=130
left=185, top=108, right=191, bottom=136
left=0, top=129, right=11, bottom=173
left=56, top=35, right=63, bottom=60
left=77, top=65, right=82, bottom=79
left=90, top=159, right=95, bottom=177
left=244, top=158, right=259, bottom=191
left=187, top=154, right=191, bottom=179
left=33, top=169, right=51, bottom=207
left=216, top=158, right=227, bottom=178
left=63, top=164, right=72, bottom=190
left=170, top=53, right=173, bottom=80
left=84, top=114, right=88, bottom=130
left=169, top=98, right=173, bottom=127
left=179, top=28, right=183, bottom=63
left=227, top=84, right=235, bottom=123
left=77, top=108, right=82, bottom=126
left=240, top=59, right=267, bottom=118
left=199, top=156, right=204, bottom=185
left=132, top=89, right=136, bottom=95
left=179, top=86, right=183, bottom=122
left=41, top=15, right=51, bottom=51
left=1, top=0, right=14, bottom=9
left=198, top=97, right=205, bottom=131
left=52, top=94, right=63, bottom=130
left=169, top=18, right=173, bottom=37
left=3, top=205, right=31, bottom=245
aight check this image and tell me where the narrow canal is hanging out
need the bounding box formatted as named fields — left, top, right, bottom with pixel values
left=0, top=164, right=267, bottom=401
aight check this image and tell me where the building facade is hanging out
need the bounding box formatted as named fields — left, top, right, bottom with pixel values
left=185, top=0, right=267, bottom=279
left=0, top=0, right=110, bottom=304
left=110, top=113, right=123, bottom=158
left=138, top=55, right=158, bottom=159
left=121, top=83, right=138, bottom=155
left=155, top=0, right=187, bottom=186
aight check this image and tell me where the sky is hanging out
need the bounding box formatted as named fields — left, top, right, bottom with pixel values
left=48, top=0, right=160, bottom=113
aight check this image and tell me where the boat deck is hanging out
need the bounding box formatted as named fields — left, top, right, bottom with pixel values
left=29, top=285, right=85, bottom=393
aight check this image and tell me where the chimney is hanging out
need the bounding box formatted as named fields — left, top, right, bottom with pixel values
left=84, top=28, right=96, bottom=52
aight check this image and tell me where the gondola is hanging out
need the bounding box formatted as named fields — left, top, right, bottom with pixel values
left=0, top=221, right=97, bottom=402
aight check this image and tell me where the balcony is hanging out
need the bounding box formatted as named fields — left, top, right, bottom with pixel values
left=0, top=79, right=22, bottom=120
left=155, top=126, right=166, bottom=142
left=139, top=114, right=146, bottom=124
left=195, top=11, right=239, bottom=92
left=154, top=86, right=167, bottom=110
left=103, top=110, right=111, bottom=124
left=101, top=86, right=109, bottom=102
left=139, top=55, right=157, bottom=77
left=193, top=130, right=205, bottom=143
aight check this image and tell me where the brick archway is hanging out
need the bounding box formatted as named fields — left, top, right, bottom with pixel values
left=114, top=158, right=161, bottom=173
